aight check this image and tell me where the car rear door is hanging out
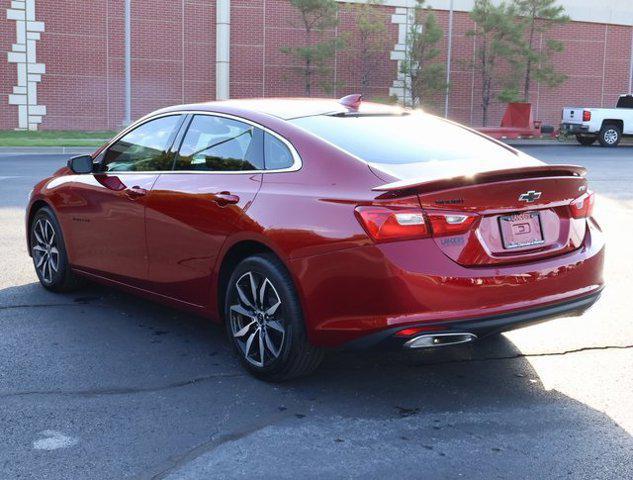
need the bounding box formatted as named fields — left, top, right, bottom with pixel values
left=66, top=114, right=185, bottom=286
left=144, top=114, right=264, bottom=306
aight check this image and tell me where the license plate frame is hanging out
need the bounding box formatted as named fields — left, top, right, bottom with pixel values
left=498, top=211, right=545, bottom=250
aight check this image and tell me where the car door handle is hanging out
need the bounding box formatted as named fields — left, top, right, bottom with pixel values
left=213, top=192, right=240, bottom=206
left=124, top=186, right=148, bottom=199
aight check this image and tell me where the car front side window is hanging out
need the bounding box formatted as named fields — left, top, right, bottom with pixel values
left=103, top=115, right=184, bottom=172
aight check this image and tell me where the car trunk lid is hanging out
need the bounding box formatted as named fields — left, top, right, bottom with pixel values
left=371, top=164, right=589, bottom=266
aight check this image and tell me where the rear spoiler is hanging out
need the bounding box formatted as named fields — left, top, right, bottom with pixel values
left=372, top=164, right=587, bottom=193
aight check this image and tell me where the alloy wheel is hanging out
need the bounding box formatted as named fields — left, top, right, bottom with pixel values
left=32, top=218, right=59, bottom=284
left=229, top=271, right=285, bottom=367
left=604, top=129, right=618, bottom=144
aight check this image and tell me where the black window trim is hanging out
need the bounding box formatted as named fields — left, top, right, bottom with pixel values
left=96, top=111, right=302, bottom=175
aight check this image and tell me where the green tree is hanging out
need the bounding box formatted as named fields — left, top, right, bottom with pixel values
left=282, top=0, right=342, bottom=96
left=468, top=0, right=523, bottom=126
left=401, top=0, right=446, bottom=109
left=348, top=0, right=389, bottom=96
left=514, top=0, right=569, bottom=102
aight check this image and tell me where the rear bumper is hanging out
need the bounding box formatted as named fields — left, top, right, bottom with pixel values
left=560, top=123, right=591, bottom=134
left=292, top=218, right=605, bottom=348
left=342, top=287, right=603, bottom=350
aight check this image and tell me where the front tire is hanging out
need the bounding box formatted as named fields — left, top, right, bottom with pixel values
left=224, top=254, right=324, bottom=381
left=30, top=207, right=84, bottom=292
left=598, top=124, right=621, bottom=147
left=576, top=134, right=597, bottom=146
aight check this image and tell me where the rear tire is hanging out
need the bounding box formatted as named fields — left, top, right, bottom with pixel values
left=224, top=253, right=324, bottom=381
left=598, top=124, right=621, bottom=147
left=576, top=134, right=597, bottom=146
left=30, top=207, right=85, bottom=292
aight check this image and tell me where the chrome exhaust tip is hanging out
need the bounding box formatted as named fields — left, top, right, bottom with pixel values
left=404, top=332, right=477, bottom=349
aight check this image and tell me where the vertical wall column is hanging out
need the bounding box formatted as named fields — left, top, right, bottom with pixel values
left=389, top=7, right=415, bottom=106
left=6, top=0, right=46, bottom=131
left=216, top=0, right=230, bottom=100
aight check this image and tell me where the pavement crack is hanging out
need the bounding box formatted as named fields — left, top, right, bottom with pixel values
left=0, top=372, right=245, bottom=399
left=0, top=302, right=111, bottom=311
left=143, top=413, right=290, bottom=480
left=408, top=344, right=633, bottom=367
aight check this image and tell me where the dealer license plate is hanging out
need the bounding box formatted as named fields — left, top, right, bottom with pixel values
left=498, top=212, right=545, bottom=249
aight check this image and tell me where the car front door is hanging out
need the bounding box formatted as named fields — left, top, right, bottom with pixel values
left=66, top=114, right=185, bottom=286
left=144, top=114, right=264, bottom=306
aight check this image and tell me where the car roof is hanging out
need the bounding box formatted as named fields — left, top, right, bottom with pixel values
left=153, top=98, right=405, bottom=121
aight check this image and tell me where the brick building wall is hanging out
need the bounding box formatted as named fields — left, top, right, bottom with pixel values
left=1, top=0, right=632, bottom=131
left=1, top=0, right=217, bottom=131
left=229, top=0, right=398, bottom=100
left=423, top=10, right=633, bottom=128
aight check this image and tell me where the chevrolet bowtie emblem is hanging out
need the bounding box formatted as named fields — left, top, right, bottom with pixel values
left=518, top=190, right=542, bottom=203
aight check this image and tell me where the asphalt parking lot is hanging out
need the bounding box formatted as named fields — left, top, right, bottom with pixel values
left=1, top=145, right=632, bottom=479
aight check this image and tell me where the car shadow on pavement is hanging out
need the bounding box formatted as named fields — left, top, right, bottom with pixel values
left=1, top=281, right=631, bottom=479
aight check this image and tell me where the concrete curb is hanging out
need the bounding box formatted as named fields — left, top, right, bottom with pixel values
left=503, top=138, right=633, bottom=147
left=0, top=146, right=95, bottom=155
left=503, top=140, right=572, bottom=147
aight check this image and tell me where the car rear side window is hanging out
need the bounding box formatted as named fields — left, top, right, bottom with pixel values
left=616, top=95, right=633, bottom=108
left=175, top=115, right=264, bottom=172
left=104, top=115, right=183, bottom=172
left=289, top=113, right=517, bottom=166
left=264, top=132, right=294, bottom=170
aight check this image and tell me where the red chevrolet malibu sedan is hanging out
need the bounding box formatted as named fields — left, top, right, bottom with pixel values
left=26, top=96, right=604, bottom=380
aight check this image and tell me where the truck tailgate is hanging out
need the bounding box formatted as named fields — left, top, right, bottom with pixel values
left=562, top=108, right=584, bottom=124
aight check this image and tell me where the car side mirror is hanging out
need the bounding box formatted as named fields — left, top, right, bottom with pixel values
left=67, top=155, right=94, bottom=174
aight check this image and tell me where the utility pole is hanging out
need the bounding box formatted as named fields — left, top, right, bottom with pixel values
left=444, top=0, right=454, bottom=118
left=124, top=0, right=131, bottom=125
left=629, top=24, right=633, bottom=93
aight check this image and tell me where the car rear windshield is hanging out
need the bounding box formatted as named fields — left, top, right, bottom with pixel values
left=290, top=113, right=517, bottom=165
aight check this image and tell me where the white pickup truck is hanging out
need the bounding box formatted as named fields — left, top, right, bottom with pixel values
left=561, top=94, right=633, bottom=147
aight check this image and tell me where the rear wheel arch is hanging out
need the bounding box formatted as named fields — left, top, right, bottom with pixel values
left=216, top=240, right=296, bottom=322
left=601, top=119, right=623, bottom=131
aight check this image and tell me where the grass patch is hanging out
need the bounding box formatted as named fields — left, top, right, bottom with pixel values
left=0, top=130, right=119, bottom=147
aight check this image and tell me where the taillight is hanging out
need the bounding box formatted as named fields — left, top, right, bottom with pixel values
left=426, top=213, right=478, bottom=236
left=355, top=207, right=430, bottom=242
left=583, top=110, right=591, bottom=122
left=570, top=191, right=595, bottom=218
left=355, top=206, right=478, bottom=242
